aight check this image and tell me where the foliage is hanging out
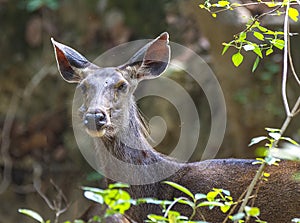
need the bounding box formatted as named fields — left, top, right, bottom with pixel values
left=19, top=182, right=268, bottom=223
left=199, top=0, right=299, bottom=72
left=82, top=183, right=132, bottom=217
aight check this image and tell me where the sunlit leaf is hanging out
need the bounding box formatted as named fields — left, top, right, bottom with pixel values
left=265, top=2, right=278, bottom=7
left=265, top=127, right=281, bottom=133
left=221, top=204, right=231, bottom=213
left=218, top=0, right=230, bottom=7
left=289, top=7, right=299, bottom=22
left=222, top=43, right=230, bottom=55
left=195, top=193, right=207, bottom=200
left=108, top=182, right=130, bottom=189
left=252, top=56, right=260, bottom=72
left=253, top=46, right=263, bottom=58
left=243, top=44, right=255, bottom=51
left=266, top=48, right=273, bottom=56
left=232, top=52, right=244, bottom=67
left=197, top=201, right=224, bottom=207
left=212, top=13, right=217, bottom=18
left=249, top=136, right=268, bottom=147
left=273, top=39, right=285, bottom=50
left=18, top=209, right=44, bottom=223
left=84, top=191, right=104, bottom=204
left=239, top=32, right=247, bottom=41
left=163, top=181, right=194, bottom=200
left=280, top=137, right=299, bottom=145
left=230, top=212, right=245, bottom=221
left=269, top=132, right=281, bottom=140
left=245, top=206, right=260, bottom=217
left=253, top=31, right=265, bottom=41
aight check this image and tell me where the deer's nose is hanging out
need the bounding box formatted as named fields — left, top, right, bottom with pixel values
left=84, top=110, right=107, bottom=131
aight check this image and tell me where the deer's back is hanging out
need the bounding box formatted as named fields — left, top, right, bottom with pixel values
left=170, top=159, right=300, bottom=222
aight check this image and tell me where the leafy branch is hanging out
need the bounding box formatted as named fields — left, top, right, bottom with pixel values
left=199, top=1, right=300, bottom=222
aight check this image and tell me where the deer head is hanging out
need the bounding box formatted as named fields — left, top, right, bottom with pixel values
left=51, top=33, right=170, bottom=139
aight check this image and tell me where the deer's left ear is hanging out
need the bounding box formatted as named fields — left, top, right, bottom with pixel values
left=121, top=32, right=170, bottom=80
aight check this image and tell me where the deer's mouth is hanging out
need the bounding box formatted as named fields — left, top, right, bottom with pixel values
left=85, top=128, right=106, bottom=138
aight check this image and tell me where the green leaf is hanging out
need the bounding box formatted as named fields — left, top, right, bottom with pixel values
left=253, top=31, right=265, bottom=41
left=177, top=198, right=195, bottom=208
left=266, top=48, right=273, bottom=56
left=245, top=206, right=260, bottom=217
left=252, top=56, right=260, bottom=72
left=73, top=220, right=85, bottom=223
left=220, top=204, right=231, bottom=213
left=230, top=212, right=245, bottom=221
left=108, top=182, right=130, bottom=189
left=218, top=0, right=230, bottom=7
left=265, top=127, right=281, bottom=133
left=163, top=181, right=194, bottom=200
left=232, top=52, right=244, bottom=67
left=147, top=214, right=168, bottom=221
left=18, top=209, right=44, bottom=223
left=249, top=136, right=268, bottom=147
left=253, top=46, right=263, bottom=58
left=222, top=43, right=230, bottom=55
left=206, top=191, right=219, bottom=201
left=273, top=39, right=285, bottom=50
left=289, top=7, right=299, bottom=22
left=195, top=193, right=207, bottom=200
left=280, top=137, right=299, bottom=145
left=263, top=172, right=270, bottom=178
left=137, top=198, right=172, bottom=205
left=197, top=201, right=224, bottom=208
left=239, top=32, right=247, bottom=41
left=257, top=25, right=268, bottom=32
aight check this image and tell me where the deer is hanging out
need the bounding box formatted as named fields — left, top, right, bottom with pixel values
left=51, top=33, right=300, bottom=223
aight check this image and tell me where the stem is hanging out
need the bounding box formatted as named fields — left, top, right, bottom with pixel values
left=234, top=96, right=300, bottom=223
left=287, top=34, right=300, bottom=86
left=0, top=94, right=19, bottom=194
left=282, top=1, right=291, bottom=116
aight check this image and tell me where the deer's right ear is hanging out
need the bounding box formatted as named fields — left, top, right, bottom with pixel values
left=51, top=38, right=96, bottom=83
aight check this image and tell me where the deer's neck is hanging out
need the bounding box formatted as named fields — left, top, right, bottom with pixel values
left=93, top=100, right=181, bottom=185
left=101, top=100, right=162, bottom=164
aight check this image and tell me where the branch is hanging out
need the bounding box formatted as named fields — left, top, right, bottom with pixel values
left=282, top=1, right=291, bottom=116
left=0, top=94, right=19, bottom=194
left=235, top=96, right=300, bottom=222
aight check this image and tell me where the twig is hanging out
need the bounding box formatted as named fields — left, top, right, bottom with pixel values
left=0, top=94, right=19, bottom=194
left=23, top=65, right=55, bottom=100
left=234, top=96, right=300, bottom=222
left=282, top=1, right=291, bottom=116
left=33, top=163, right=69, bottom=223
left=287, top=33, right=300, bottom=86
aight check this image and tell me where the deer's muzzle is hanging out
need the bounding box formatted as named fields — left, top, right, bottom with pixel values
left=84, top=110, right=108, bottom=137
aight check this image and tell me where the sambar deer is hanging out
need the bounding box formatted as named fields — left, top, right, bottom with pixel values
left=51, top=33, right=300, bottom=223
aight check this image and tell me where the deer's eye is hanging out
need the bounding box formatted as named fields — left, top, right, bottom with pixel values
left=115, top=81, right=128, bottom=93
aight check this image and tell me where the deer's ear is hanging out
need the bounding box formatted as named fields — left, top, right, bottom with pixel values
left=121, top=32, right=170, bottom=80
left=51, top=38, right=97, bottom=83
